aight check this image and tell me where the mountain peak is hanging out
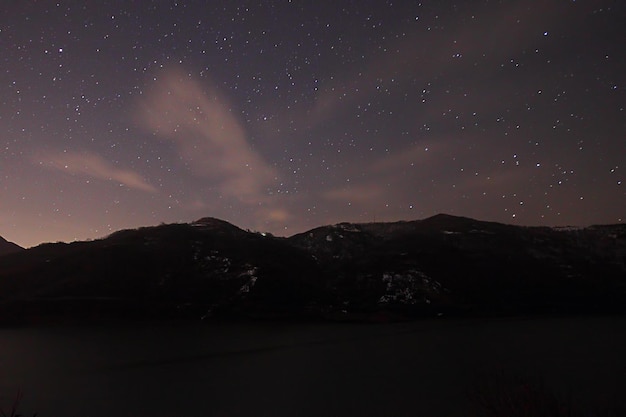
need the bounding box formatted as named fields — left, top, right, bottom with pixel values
left=420, top=213, right=501, bottom=230
left=191, top=217, right=248, bottom=234
left=423, top=213, right=472, bottom=222
left=0, top=236, right=24, bottom=256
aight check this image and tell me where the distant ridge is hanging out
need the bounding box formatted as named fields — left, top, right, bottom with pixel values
left=0, top=236, right=23, bottom=256
left=191, top=217, right=248, bottom=233
left=0, top=213, right=624, bottom=324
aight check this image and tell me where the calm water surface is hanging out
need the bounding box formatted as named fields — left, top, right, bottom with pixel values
left=1, top=316, right=625, bottom=417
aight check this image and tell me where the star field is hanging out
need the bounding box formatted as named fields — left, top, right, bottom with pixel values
left=1, top=1, right=624, bottom=247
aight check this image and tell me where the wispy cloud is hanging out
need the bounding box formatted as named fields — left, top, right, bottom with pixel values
left=278, top=1, right=585, bottom=132
left=323, top=183, right=385, bottom=204
left=137, top=67, right=278, bottom=205
left=321, top=139, right=450, bottom=205
left=319, top=133, right=538, bottom=221
left=35, top=151, right=157, bottom=193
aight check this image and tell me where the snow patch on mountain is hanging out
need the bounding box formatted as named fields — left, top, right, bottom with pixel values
left=238, top=267, right=259, bottom=294
left=378, top=270, right=443, bottom=305
left=197, top=249, right=231, bottom=275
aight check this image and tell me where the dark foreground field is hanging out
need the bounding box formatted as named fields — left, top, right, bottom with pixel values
left=1, top=315, right=625, bottom=417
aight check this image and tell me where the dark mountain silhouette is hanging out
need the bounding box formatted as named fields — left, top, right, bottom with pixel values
left=0, top=214, right=624, bottom=324
left=0, top=236, right=23, bottom=257
left=289, top=215, right=626, bottom=317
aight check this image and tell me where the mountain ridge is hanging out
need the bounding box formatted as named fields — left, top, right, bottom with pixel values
left=0, top=214, right=624, bottom=324
left=0, top=236, right=24, bottom=256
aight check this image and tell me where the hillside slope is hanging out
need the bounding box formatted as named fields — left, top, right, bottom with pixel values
left=0, top=236, right=23, bottom=257
left=0, top=215, right=624, bottom=323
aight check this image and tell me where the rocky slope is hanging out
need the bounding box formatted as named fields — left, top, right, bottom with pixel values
left=0, top=214, right=624, bottom=323
left=0, top=236, right=23, bottom=257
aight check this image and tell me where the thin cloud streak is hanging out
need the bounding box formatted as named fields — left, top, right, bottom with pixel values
left=292, top=1, right=589, bottom=131
left=323, top=183, right=385, bottom=204
left=35, top=151, right=157, bottom=193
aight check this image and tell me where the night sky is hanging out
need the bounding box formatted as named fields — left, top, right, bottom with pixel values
left=1, top=1, right=624, bottom=248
